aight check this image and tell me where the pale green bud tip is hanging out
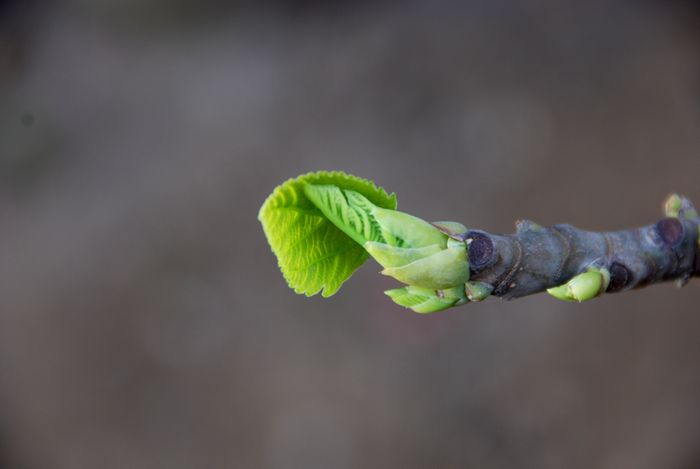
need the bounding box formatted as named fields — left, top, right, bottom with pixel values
left=373, top=208, right=447, bottom=248
left=364, top=242, right=442, bottom=269
left=546, top=284, right=574, bottom=302
left=385, top=286, right=464, bottom=314
left=432, top=221, right=468, bottom=238
left=663, top=193, right=698, bottom=220
left=664, top=194, right=683, bottom=218
left=464, top=282, right=493, bottom=302
left=547, top=267, right=610, bottom=302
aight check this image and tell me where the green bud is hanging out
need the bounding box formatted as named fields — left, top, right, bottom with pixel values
left=464, top=281, right=493, bottom=302
left=664, top=194, right=683, bottom=218
left=364, top=242, right=442, bottom=268
left=385, top=285, right=464, bottom=314
left=441, top=285, right=470, bottom=306
left=373, top=207, right=447, bottom=248
left=381, top=240, right=468, bottom=290
left=663, top=193, right=698, bottom=220
left=363, top=207, right=469, bottom=291
left=432, top=221, right=468, bottom=238
left=547, top=267, right=610, bottom=302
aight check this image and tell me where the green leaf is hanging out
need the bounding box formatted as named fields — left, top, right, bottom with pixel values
left=303, top=185, right=386, bottom=246
left=258, top=171, right=397, bottom=297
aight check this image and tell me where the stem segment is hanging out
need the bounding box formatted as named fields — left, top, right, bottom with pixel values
left=446, top=195, right=699, bottom=301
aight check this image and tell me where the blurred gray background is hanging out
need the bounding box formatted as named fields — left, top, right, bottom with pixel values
left=1, top=0, right=700, bottom=468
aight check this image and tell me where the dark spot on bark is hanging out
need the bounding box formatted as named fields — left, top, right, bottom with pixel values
left=656, top=217, right=684, bottom=248
left=466, top=231, right=494, bottom=271
left=607, top=262, right=630, bottom=292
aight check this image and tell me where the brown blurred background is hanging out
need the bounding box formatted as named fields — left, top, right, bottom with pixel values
left=1, top=0, right=700, bottom=467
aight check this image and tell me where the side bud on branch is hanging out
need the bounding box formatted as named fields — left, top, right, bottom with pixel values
left=546, top=267, right=610, bottom=302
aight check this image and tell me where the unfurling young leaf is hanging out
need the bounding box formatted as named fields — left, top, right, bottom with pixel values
left=259, top=170, right=471, bottom=311
left=258, top=171, right=397, bottom=297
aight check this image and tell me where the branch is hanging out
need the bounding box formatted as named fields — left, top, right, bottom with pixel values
left=439, top=197, right=700, bottom=301
left=259, top=172, right=699, bottom=313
